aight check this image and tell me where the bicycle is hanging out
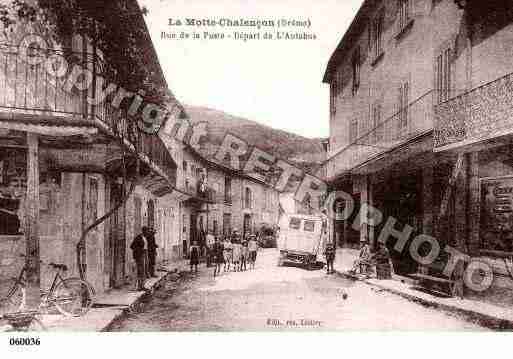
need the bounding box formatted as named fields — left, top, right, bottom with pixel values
left=0, top=255, right=95, bottom=318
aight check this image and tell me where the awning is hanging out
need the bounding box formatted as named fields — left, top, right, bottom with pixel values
left=350, top=131, right=433, bottom=176
left=0, top=119, right=97, bottom=137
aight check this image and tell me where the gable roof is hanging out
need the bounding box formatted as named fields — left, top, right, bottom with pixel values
left=323, top=0, right=376, bottom=83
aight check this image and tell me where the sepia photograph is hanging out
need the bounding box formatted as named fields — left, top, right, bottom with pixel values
left=0, top=0, right=513, bottom=356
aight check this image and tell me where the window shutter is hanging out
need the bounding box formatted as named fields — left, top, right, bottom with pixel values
left=403, top=81, right=409, bottom=129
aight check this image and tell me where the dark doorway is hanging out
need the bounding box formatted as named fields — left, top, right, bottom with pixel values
left=374, top=172, right=422, bottom=276
left=333, top=193, right=361, bottom=249
left=147, top=199, right=155, bottom=228
left=190, top=213, right=197, bottom=246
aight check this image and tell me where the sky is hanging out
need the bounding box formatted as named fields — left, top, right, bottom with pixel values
left=138, top=0, right=364, bottom=139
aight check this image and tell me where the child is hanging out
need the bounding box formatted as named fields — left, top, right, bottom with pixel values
left=223, top=236, right=232, bottom=272
left=232, top=239, right=241, bottom=272
left=324, top=241, right=336, bottom=274
left=241, top=241, right=249, bottom=271
left=248, top=235, right=258, bottom=269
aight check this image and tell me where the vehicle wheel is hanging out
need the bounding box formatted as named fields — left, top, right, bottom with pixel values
left=0, top=279, right=25, bottom=316
left=52, top=278, right=94, bottom=317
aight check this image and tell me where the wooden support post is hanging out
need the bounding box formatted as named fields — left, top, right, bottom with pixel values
left=454, top=154, right=468, bottom=252
left=25, top=132, right=40, bottom=310
left=359, top=176, right=370, bottom=249
left=368, top=177, right=376, bottom=251
left=468, top=152, right=480, bottom=255
left=422, top=166, right=434, bottom=237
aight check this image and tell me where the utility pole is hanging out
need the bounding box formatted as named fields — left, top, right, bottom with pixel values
left=25, top=132, right=40, bottom=310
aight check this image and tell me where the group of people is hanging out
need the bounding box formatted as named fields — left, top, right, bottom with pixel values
left=350, top=240, right=393, bottom=279
left=189, top=229, right=259, bottom=277
left=130, top=226, right=159, bottom=291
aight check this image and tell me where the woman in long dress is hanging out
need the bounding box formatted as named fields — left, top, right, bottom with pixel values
left=232, top=240, right=242, bottom=272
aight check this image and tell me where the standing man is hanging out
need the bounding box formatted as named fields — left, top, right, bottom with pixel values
left=206, top=230, right=215, bottom=267
left=147, top=227, right=159, bottom=278
left=190, top=240, right=200, bottom=274
left=130, top=227, right=150, bottom=291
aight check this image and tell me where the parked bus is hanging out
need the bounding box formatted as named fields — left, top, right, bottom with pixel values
left=277, top=214, right=326, bottom=270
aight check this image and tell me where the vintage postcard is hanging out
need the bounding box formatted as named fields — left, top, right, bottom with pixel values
left=0, top=0, right=512, bottom=353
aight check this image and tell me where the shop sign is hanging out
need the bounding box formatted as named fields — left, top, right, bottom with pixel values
left=481, top=177, right=513, bottom=252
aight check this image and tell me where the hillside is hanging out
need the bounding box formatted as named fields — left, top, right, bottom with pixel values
left=184, top=105, right=326, bottom=174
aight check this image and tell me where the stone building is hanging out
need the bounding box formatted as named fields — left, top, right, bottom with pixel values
left=323, top=0, right=513, bottom=304
left=0, top=1, right=182, bottom=297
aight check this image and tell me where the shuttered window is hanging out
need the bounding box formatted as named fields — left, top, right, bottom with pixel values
left=436, top=48, right=452, bottom=103
left=398, top=81, right=409, bottom=134
left=373, top=103, right=383, bottom=143
left=398, top=0, right=411, bottom=32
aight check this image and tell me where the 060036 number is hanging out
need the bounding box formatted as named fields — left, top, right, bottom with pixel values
left=9, top=337, right=40, bottom=346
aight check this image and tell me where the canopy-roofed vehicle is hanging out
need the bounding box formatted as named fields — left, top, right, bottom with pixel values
left=277, top=214, right=326, bottom=270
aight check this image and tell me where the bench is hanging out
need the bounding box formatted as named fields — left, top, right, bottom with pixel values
left=411, top=273, right=457, bottom=297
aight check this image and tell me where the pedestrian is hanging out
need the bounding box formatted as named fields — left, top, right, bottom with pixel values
left=324, top=241, right=336, bottom=274
left=213, top=237, right=224, bottom=278
left=130, top=227, right=150, bottom=291
left=241, top=240, right=249, bottom=271
left=232, top=230, right=242, bottom=271
left=190, top=240, right=200, bottom=274
left=351, top=240, right=372, bottom=276
left=248, top=234, right=258, bottom=269
left=147, top=227, right=159, bottom=278
left=206, top=230, right=215, bottom=267
left=374, top=241, right=393, bottom=280
left=223, top=235, right=233, bottom=272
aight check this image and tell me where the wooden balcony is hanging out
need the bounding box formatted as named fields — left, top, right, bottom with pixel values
left=326, top=91, right=434, bottom=179
left=434, top=72, right=513, bottom=151
left=0, top=43, right=176, bottom=188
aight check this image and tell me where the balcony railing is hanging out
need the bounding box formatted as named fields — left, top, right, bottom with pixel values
left=434, top=72, right=513, bottom=150
left=326, top=91, right=434, bottom=179
left=0, top=43, right=175, bottom=184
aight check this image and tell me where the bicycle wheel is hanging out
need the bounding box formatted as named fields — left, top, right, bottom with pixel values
left=51, top=278, right=94, bottom=317
left=3, top=313, right=46, bottom=332
left=0, top=279, right=25, bottom=316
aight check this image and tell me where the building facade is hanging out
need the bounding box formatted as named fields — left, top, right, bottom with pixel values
left=0, top=1, right=182, bottom=297
left=323, top=0, right=513, bottom=305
